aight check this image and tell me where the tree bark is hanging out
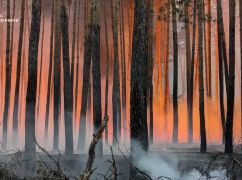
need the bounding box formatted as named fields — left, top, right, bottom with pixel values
left=60, top=0, right=74, bottom=155
left=240, top=0, right=242, bottom=148
left=112, top=0, right=122, bottom=146
left=13, top=0, right=25, bottom=141
left=185, top=0, right=193, bottom=143
left=2, top=0, right=11, bottom=149
left=146, top=0, right=154, bottom=145
left=24, top=0, right=41, bottom=175
left=53, top=0, right=61, bottom=152
left=130, top=0, right=148, bottom=153
left=77, top=0, right=92, bottom=152
left=198, top=0, right=207, bottom=153
left=45, top=0, right=55, bottom=140
left=171, top=0, right=179, bottom=144
left=225, top=0, right=236, bottom=153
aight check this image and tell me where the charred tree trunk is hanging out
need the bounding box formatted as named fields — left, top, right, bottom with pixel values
left=37, top=0, right=45, bottom=118
left=77, top=0, right=92, bottom=152
left=2, top=0, right=11, bottom=149
left=240, top=0, right=242, bottom=147
left=60, top=0, right=74, bottom=155
left=171, top=0, right=179, bottom=144
left=225, top=0, right=236, bottom=154
left=112, top=0, right=122, bottom=146
left=146, top=0, right=154, bottom=145
left=13, top=0, right=25, bottom=141
left=185, top=0, right=193, bottom=143
left=217, top=0, right=226, bottom=144
left=24, top=0, right=41, bottom=174
left=104, top=0, right=110, bottom=144
left=198, top=0, right=207, bottom=153
left=190, top=0, right=197, bottom=138
left=53, top=0, right=61, bottom=152
left=91, top=0, right=102, bottom=157
left=45, top=0, right=55, bottom=140
left=130, top=0, right=148, bottom=153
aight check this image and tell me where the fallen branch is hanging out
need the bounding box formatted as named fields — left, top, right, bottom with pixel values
left=80, top=115, right=109, bottom=180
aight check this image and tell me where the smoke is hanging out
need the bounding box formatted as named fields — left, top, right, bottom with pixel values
left=131, top=141, right=228, bottom=179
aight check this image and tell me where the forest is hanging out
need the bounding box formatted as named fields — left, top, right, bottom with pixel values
left=0, top=0, right=242, bottom=179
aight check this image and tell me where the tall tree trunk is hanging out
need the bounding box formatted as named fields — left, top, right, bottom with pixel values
left=104, top=0, right=110, bottom=145
left=225, top=0, right=236, bottom=154
left=217, top=0, right=226, bottom=144
left=2, top=0, right=11, bottom=149
left=24, top=0, right=41, bottom=174
left=198, top=0, right=207, bottom=153
left=10, top=0, right=15, bottom=71
left=53, top=0, right=61, bottom=152
left=37, top=0, right=45, bottom=118
left=91, top=0, right=102, bottom=157
left=120, top=0, right=127, bottom=142
left=171, top=0, right=179, bottom=144
left=146, top=0, right=154, bottom=145
left=185, top=0, right=193, bottom=143
left=112, top=0, right=122, bottom=146
left=130, top=0, right=148, bottom=154
left=77, top=0, right=92, bottom=152
left=13, top=0, right=25, bottom=141
left=45, top=0, right=55, bottom=140
left=60, top=0, right=74, bottom=155
left=240, top=0, right=242, bottom=148
left=206, top=0, right=212, bottom=97
left=190, top=0, right=197, bottom=139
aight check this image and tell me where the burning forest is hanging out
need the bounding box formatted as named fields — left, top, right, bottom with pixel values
left=0, top=0, right=242, bottom=179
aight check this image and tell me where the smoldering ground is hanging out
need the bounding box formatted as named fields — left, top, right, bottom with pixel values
left=0, top=140, right=238, bottom=179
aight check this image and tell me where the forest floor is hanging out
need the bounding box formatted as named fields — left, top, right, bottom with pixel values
left=0, top=144, right=242, bottom=179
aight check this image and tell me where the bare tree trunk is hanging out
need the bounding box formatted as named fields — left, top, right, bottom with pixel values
left=91, top=0, right=102, bottom=157
left=185, top=0, right=193, bottom=143
left=120, top=0, right=127, bottom=142
left=171, top=0, right=179, bottom=144
left=146, top=0, right=154, bottom=145
left=216, top=0, right=226, bottom=144
left=240, top=0, right=242, bottom=148
left=77, top=0, right=92, bottom=152
left=60, top=0, right=74, bottom=155
left=190, top=0, right=197, bottom=144
left=104, top=0, right=110, bottom=145
left=13, top=0, right=25, bottom=141
left=24, top=0, right=41, bottom=175
left=53, top=0, right=61, bottom=152
left=130, top=0, right=148, bottom=154
left=198, top=0, right=207, bottom=153
left=112, top=0, right=122, bottom=146
left=2, top=0, right=11, bottom=149
left=225, top=0, right=236, bottom=154
left=37, top=0, right=45, bottom=119
left=45, top=0, right=54, bottom=140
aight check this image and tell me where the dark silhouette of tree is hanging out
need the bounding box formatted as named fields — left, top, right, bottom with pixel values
left=225, top=0, right=236, bottom=153
left=130, top=0, right=148, bottom=153
left=104, top=0, right=110, bottom=144
left=198, top=0, right=207, bottom=153
left=60, top=0, right=74, bottom=155
left=184, top=0, right=193, bottom=143
left=112, top=0, right=122, bottom=145
left=37, top=0, right=45, bottom=118
left=45, top=0, right=54, bottom=140
left=24, top=0, right=41, bottom=174
left=146, top=0, right=154, bottom=144
left=53, top=0, right=61, bottom=152
left=171, top=0, right=179, bottom=144
left=13, top=0, right=25, bottom=141
left=2, top=0, right=11, bottom=149
left=91, top=0, right=102, bottom=157
left=217, top=0, right=226, bottom=144
left=77, top=0, right=92, bottom=151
